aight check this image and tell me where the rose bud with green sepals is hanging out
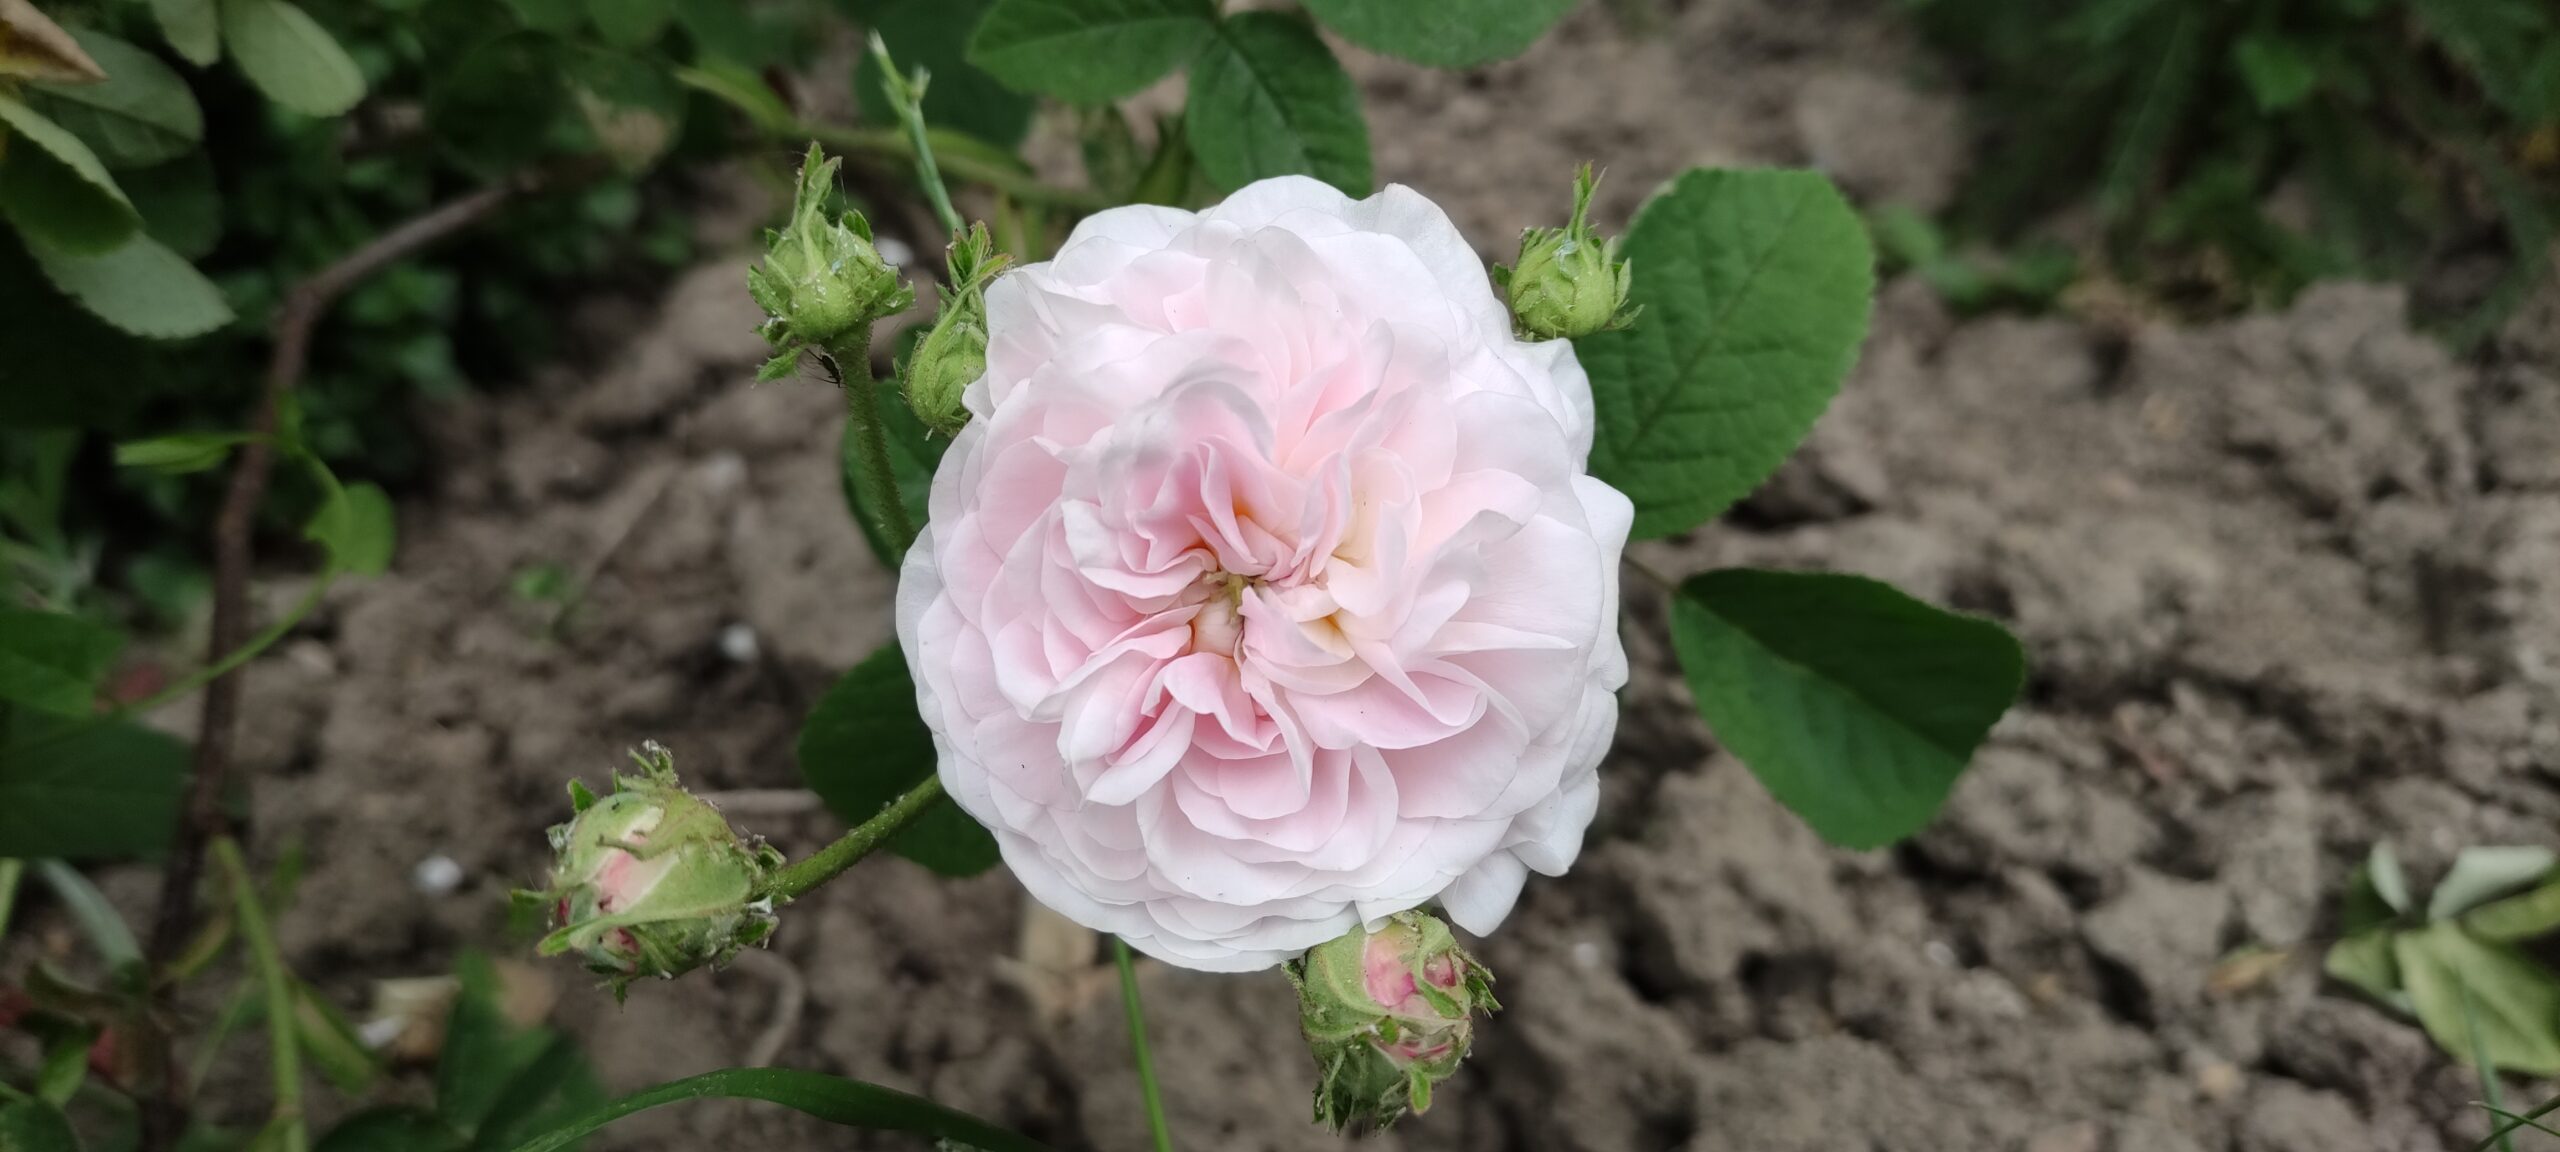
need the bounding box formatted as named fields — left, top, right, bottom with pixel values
left=748, top=143, right=916, bottom=362
left=527, top=743, right=783, bottom=996
left=1290, top=911, right=1498, bottom=1132
left=1495, top=163, right=1637, bottom=341
left=900, top=223, right=1009, bottom=437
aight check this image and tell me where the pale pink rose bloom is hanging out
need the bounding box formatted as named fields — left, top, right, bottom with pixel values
left=896, top=176, right=1631, bottom=972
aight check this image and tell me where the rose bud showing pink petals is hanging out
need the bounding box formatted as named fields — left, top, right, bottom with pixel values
left=898, top=176, right=1632, bottom=971
left=522, top=743, right=782, bottom=997
left=1290, top=911, right=1497, bottom=1131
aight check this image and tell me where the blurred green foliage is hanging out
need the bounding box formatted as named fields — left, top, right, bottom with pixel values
left=0, top=0, right=829, bottom=618
left=1909, top=0, right=2560, bottom=338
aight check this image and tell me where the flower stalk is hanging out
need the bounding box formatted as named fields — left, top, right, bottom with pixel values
left=761, top=775, right=949, bottom=903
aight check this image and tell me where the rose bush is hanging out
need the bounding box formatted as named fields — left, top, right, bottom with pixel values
left=897, top=176, right=1632, bottom=971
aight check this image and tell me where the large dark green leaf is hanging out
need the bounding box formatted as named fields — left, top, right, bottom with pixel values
left=861, top=0, right=1033, bottom=148
left=797, top=645, right=998, bottom=876
left=437, top=953, right=599, bottom=1146
left=27, top=27, right=203, bottom=169
left=501, top=1068, right=1054, bottom=1152
left=221, top=0, right=365, bottom=117
left=426, top=33, right=569, bottom=179
left=1576, top=168, right=1872, bottom=539
left=1670, top=569, right=2024, bottom=849
left=0, top=92, right=138, bottom=255
left=0, top=708, right=187, bottom=859
left=966, top=0, right=1215, bottom=103
left=1184, top=11, right=1370, bottom=195
left=122, top=151, right=222, bottom=259
left=0, top=605, right=122, bottom=716
left=314, top=1108, right=465, bottom=1152
left=0, top=1099, right=80, bottom=1152
left=1299, top=0, right=1574, bottom=69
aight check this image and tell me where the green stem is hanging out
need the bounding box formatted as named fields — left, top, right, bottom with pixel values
left=823, top=336, right=918, bottom=561
left=1113, top=939, right=1174, bottom=1152
left=762, top=776, right=947, bottom=902
left=862, top=35, right=968, bottom=237
left=804, top=124, right=1107, bottom=213
left=0, top=860, right=22, bottom=944
left=213, top=837, right=303, bottom=1152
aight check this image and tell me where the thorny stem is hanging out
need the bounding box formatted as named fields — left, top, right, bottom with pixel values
left=213, top=838, right=303, bottom=1152
left=820, top=334, right=918, bottom=561
left=762, top=775, right=948, bottom=902
left=139, top=157, right=599, bottom=1152
left=1115, top=938, right=1176, bottom=1152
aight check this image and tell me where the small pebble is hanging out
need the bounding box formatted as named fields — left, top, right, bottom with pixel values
left=1923, top=939, right=1959, bottom=969
left=413, top=854, right=464, bottom=896
left=876, top=237, right=914, bottom=268
left=720, top=623, right=761, bottom=663
left=1571, top=940, right=1603, bottom=970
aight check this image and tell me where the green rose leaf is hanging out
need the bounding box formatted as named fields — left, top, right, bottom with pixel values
left=116, top=431, right=254, bottom=474
left=307, top=478, right=397, bottom=576
left=427, top=33, right=573, bottom=178
left=586, top=0, right=675, bottom=48
left=221, top=0, right=366, bottom=118
left=0, top=1099, right=80, bottom=1152
left=567, top=46, right=686, bottom=173
left=122, top=151, right=222, bottom=258
left=1577, top=168, right=1874, bottom=540
left=28, top=27, right=204, bottom=169
left=966, top=0, right=1215, bottom=103
left=150, top=0, right=220, bottom=65
left=1185, top=11, right=1371, bottom=195
left=0, top=606, right=123, bottom=716
left=0, top=708, right=188, bottom=859
left=863, top=0, right=1033, bottom=148
left=0, top=92, right=139, bottom=255
left=1670, top=569, right=2024, bottom=849
left=23, top=228, right=234, bottom=339
left=2394, top=921, right=2560, bottom=1075
left=796, top=644, right=998, bottom=877
left=1299, top=0, right=1574, bottom=69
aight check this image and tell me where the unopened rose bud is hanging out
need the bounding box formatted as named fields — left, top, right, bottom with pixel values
left=1290, top=911, right=1497, bottom=1132
left=901, top=223, right=1008, bottom=437
left=749, top=143, right=916, bottom=356
left=1495, top=164, right=1636, bottom=341
left=524, top=743, right=782, bottom=996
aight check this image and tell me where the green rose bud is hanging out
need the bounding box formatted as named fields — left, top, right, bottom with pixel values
left=1495, top=163, right=1637, bottom=341
left=749, top=143, right=917, bottom=358
left=901, top=223, right=1010, bottom=438
left=1289, top=911, right=1498, bottom=1132
left=525, top=743, right=782, bottom=997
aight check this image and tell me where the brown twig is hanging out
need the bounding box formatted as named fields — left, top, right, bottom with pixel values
left=137, top=159, right=594, bottom=1151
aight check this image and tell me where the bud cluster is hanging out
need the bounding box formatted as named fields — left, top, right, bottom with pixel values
left=750, top=144, right=915, bottom=374
left=523, top=743, right=781, bottom=997
left=1290, top=911, right=1498, bottom=1132
left=1496, top=164, right=1637, bottom=341
left=900, top=222, right=1009, bottom=438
